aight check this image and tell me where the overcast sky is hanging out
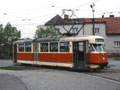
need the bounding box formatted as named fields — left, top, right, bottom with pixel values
left=0, top=0, right=120, bottom=38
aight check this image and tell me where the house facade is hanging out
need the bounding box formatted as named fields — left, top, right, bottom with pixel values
left=37, top=14, right=120, bottom=57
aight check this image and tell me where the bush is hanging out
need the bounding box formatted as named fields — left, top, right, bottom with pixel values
left=114, top=58, right=120, bottom=60
left=0, top=56, right=11, bottom=59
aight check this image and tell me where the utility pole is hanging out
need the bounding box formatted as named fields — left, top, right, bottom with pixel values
left=90, top=3, right=95, bottom=35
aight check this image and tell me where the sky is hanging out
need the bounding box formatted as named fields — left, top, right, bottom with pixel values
left=0, top=0, right=120, bottom=38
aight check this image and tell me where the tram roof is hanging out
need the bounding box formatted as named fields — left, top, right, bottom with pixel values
left=14, top=35, right=104, bottom=43
left=34, top=35, right=104, bottom=42
left=14, top=39, right=33, bottom=43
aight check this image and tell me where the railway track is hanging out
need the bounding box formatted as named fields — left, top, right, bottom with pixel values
left=38, top=66, right=120, bottom=84
left=83, top=69, right=120, bottom=84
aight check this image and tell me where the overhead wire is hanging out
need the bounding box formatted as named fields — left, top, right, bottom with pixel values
left=1, top=0, right=119, bottom=27
left=72, top=0, right=99, bottom=10
left=60, top=0, right=99, bottom=18
left=1, top=0, right=99, bottom=23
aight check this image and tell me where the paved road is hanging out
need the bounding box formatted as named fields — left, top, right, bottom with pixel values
left=0, top=74, right=27, bottom=90
left=108, top=58, right=120, bottom=69
left=0, top=59, right=14, bottom=67
left=0, top=60, right=27, bottom=90
left=0, top=59, right=120, bottom=90
left=0, top=68, right=120, bottom=90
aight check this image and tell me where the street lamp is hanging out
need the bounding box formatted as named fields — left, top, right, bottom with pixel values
left=90, top=3, right=95, bottom=35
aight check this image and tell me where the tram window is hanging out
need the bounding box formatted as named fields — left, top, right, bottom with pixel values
left=18, top=44, right=24, bottom=52
left=89, top=44, right=95, bottom=52
left=25, top=44, right=31, bottom=52
left=93, top=44, right=105, bottom=52
left=60, top=42, right=69, bottom=52
left=78, top=43, right=84, bottom=51
left=41, top=43, right=48, bottom=52
left=50, top=42, right=58, bottom=52
left=95, top=39, right=104, bottom=42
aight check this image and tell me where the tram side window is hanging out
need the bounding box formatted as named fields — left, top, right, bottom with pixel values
left=60, top=42, right=69, bottom=52
left=18, top=44, right=24, bottom=52
left=50, top=42, right=58, bottom=52
left=79, top=43, right=84, bottom=51
left=25, top=44, right=31, bottom=52
left=41, top=43, right=48, bottom=52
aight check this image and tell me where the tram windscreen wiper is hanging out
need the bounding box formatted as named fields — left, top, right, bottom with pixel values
left=89, top=44, right=95, bottom=52
left=93, top=44, right=105, bottom=52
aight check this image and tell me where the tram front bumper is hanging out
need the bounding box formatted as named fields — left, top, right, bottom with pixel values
left=86, top=64, right=99, bottom=69
left=86, top=63, right=108, bottom=69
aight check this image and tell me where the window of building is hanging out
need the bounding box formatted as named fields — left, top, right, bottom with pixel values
left=18, top=44, right=24, bottom=52
left=25, top=43, right=31, bottom=52
left=113, top=41, right=120, bottom=48
left=72, top=27, right=78, bottom=34
left=41, top=43, right=48, bottom=52
left=50, top=42, right=58, bottom=52
left=94, top=28, right=100, bottom=34
left=54, top=28, right=60, bottom=34
left=60, top=42, right=69, bottom=52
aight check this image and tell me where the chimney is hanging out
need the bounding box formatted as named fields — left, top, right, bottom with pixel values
left=102, top=15, right=104, bottom=18
left=64, top=14, right=69, bottom=19
left=109, top=15, right=114, bottom=18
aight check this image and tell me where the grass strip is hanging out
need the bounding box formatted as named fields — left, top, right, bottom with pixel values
left=0, top=66, right=40, bottom=70
left=114, top=58, right=120, bottom=60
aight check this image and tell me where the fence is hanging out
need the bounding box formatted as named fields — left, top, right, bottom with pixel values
left=0, top=52, right=11, bottom=59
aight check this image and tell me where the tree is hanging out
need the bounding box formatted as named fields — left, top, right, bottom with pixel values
left=0, top=24, right=4, bottom=45
left=0, top=23, right=21, bottom=58
left=0, top=24, right=4, bottom=52
left=34, top=25, right=59, bottom=38
left=4, top=23, right=21, bottom=43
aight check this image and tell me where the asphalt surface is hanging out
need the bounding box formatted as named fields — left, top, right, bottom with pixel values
left=0, top=59, right=120, bottom=90
left=0, top=59, right=14, bottom=67
left=0, top=74, right=28, bottom=90
left=0, top=59, right=27, bottom=90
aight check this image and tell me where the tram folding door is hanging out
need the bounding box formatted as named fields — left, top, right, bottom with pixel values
left=13, top=44, right=17, bottom=63
left=33, top=43, right=39, bottom=64
left=73, top=41, right=86, bottom=68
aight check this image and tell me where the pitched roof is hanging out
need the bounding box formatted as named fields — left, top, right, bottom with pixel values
left=96, top=16, right=120, bottom=35
left=45, top=14, right=67, bottom=25
left=45, top=15, right=120, bottom=35
left=81, top=15, right=120, bottom=35
left=45, top=15, right=85, bottom=25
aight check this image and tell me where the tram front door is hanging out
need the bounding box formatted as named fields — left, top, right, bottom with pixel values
left=73, top=41, right=86, bottom=68
left=33, top=43, right=39, bottom=64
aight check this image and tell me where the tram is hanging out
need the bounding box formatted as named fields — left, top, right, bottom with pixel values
left=13, top=35, right=108, bottom=69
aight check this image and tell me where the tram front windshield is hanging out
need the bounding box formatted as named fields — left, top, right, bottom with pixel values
left=89, top=44, right=105, bottom=52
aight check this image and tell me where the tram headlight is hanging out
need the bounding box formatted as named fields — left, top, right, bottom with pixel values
left=103, top=57, right=105, bottom=60
left=102, top=53, right=105, bottom=61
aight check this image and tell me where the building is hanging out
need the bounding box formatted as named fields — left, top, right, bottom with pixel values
left=37, top=14, right=120, bottom=57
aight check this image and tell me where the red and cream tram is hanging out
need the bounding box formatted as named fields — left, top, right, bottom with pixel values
left=13, top=35, right=108, bottom=69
